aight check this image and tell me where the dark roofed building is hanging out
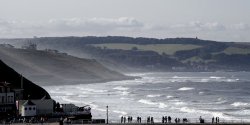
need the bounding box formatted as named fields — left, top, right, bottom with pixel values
left=0, top=82, right=16, bottom=119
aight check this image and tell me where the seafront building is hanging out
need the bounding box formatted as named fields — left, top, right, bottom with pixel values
left=17, top=99, right=54, bottom=116
left=0, top=82, right=16, bottom=117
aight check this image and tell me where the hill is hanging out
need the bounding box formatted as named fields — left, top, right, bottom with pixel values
left=0, top=45, right=132, bottom=86
left=0, top=60, right=51, bottom=99
left=1, top=36, right=250, bottom=71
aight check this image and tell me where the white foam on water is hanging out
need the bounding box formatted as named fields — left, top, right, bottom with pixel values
left=178, top=87, right=195, bottom=91
left=201, top=79, right=209, bottom=82
left=138, top=99, right=158, bottom=105
left=174, top=101, right=186, bottom=105
left=231, top=102, right=249, bottom=107
left=113, top=110, right=128, bottom=115
left=179, top=107, right=236, bottom=121
left=147, top=94, right=161, bottom=98
left=158, top=103, right=168, bottom=108
left=78, top=95, right=89, bottom=98
left=79, top=87, right=108, bottom=93
left=113, top=86, right=129, bottom=91
left=138, top=99, right=168, bottom=109
left=210, top=76, right=224, bottom=79
left=118, top=91, right=130, bottom=95
left=166, top=95, right=173, bottom=99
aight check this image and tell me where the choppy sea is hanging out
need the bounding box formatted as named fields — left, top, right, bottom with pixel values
left=43, top=72, right=250, bottom=123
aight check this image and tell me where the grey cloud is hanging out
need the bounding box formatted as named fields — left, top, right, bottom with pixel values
left=0, top=18, right=249, bottom=42
left=230, top=23, right=250, bottom=31
left=0, top=17, right=144, bottom=37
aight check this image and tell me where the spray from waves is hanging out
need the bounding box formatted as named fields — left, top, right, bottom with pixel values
left=147, top=94, right=161, bottom=98
left=138, top=99, right=168, bottom=109
left=178, top=87, right=195, bottom=91
left=231, top=102, right=249, bottom=107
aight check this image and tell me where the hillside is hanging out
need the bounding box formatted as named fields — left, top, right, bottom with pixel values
left=0, top=45, right=132, bottom=86
left=0, top=60, right=51, bottom=99
left=1, top=36, right=250, bottom=71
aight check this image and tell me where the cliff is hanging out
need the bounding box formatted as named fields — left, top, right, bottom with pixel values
left=0, top=60, right=51, bottom=99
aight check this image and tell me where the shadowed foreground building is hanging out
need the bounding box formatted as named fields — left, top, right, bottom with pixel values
left=0, top=82, right=16, bottom=118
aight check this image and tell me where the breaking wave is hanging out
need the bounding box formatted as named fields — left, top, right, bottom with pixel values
left=178, top=87, right=195, bottom=91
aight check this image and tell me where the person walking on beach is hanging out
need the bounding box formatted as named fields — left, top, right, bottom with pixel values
left=168, top=116, right=171, bottom=123
left=165, top=116, right=168, bottom=123
left=151, top=117, right=154, bottom=124
left=121, top=116, right=123, bottom=123
left=124, top=116, right=126, bottom=123
left=216, top=117, right=218, bottom=123
left=212, top=117, right=214, bottom=123
left=175, top=118, right=177, bottom=123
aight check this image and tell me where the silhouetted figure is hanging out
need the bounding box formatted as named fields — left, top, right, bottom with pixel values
left=124, top=117, right=126, bottom=123
left=168, top=116, right=171, bottom=123
left=147, top=117, right=150, bottom=124
left=175, top=118, right=177, bottom=123
left=199, top=116, right=204, bottom=123
left=139, top=117, right=141, bottom=123
left=217, top=117, right=219, bottom=123
left=165, top=116, right=168, bottom=123
left=216, top=117, right=218, bottom=123
left=183, top=118, right=188, bottom=123
left=178, top=118, right=180, bottom=123
left=212, top=117, right=214, bottom=123
left=162, top=116, right=164, bottom=123
left=121, top=116, right=123, bottom=123
left=151, top=117, right=154, bottom=124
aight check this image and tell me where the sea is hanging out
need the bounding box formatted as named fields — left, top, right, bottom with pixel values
left=43, top=72, right=250, bottom=123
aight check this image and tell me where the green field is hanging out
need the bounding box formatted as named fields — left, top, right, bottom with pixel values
left=91, top=43, right=202, bottom=55
left=223, top=47, right=250, bottom=55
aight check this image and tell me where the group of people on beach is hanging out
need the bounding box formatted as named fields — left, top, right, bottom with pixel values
left=121, top=116, right=138, bottom=123
left=162, top=116, right=188, bottom=123
left=161, top=116, right=171, bottom=123
left=147, top=116, right=154, bottom=124
left=120, top=115, right=220, bottom=124
left=121, top=116, right=143, bottom=123
left=212, top=117, right=220, bottom=123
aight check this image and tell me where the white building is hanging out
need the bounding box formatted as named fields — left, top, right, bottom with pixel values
left=18, top=99, right=54, bottom=115
left=21, top=100, right=37, bottom=117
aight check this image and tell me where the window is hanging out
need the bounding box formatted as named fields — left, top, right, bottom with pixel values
left=33, top=107, right=36, bottom=110
left=29, top=107, right=32, bottom=110
left=25, top=107, right=27, bottom=110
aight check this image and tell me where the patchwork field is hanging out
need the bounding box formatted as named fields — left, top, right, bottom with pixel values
left=223, top=47, right=250, bottom=55
left=91, top=43, right=202, bottom=55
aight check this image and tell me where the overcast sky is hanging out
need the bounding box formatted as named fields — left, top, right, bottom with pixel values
left=0, top=0, right=250, bottom=42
